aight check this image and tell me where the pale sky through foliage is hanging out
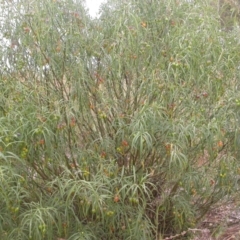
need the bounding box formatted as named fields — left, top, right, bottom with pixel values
left=85, top=0, right=106, bottom=17
left=0, top=0, right=107, bottom=69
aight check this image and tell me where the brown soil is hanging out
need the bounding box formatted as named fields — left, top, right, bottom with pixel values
left=162, top=199, right=240, bottom=240
left=193, top=199, right=240, bottom=240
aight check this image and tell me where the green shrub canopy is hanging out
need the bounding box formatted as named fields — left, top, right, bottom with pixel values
left=0, top=0, right=240, bottom=239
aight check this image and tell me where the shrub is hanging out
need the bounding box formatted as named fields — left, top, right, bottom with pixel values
left=1, top=0, right=240, bottom=239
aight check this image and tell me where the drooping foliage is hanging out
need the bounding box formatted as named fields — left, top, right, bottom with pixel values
left=0, top=0, right=240, bottom=239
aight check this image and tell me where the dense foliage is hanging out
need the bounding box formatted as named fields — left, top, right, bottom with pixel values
left=1, top=0, right=240, bottom=239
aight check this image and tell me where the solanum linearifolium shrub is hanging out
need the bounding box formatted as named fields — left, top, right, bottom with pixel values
left=0, top=0, right=240, bottom=239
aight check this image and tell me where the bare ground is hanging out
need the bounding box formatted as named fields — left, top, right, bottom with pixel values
left=162, top=198, right=240, bottom=240
left=193, top=199, right=240, bottom=240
